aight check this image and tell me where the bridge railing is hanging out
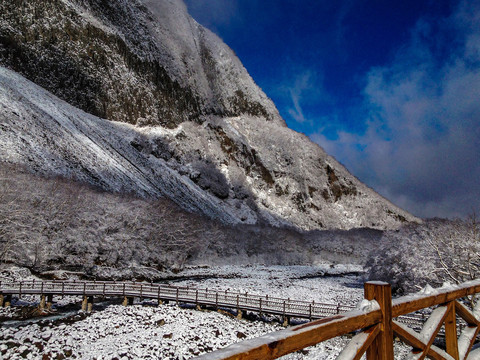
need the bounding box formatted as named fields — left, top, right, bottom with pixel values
left=0, top=279, right=357, bottom=318
left=195, top=280, right=480, bottom=360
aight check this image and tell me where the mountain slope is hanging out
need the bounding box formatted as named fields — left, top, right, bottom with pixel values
left=0, top=0, right=419, bottom=230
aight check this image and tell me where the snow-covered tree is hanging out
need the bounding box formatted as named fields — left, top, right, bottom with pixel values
left=427, top=213, right=480, bottom=285
left=368, top=216, right=480, bottom=294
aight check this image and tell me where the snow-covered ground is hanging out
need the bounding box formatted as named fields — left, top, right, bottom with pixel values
left=0, top=265, right=412, bottom=359
left=172, top=264, right=365, bottom=305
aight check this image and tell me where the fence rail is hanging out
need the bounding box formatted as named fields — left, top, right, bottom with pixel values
left=195, top=280, right=480, bottom=360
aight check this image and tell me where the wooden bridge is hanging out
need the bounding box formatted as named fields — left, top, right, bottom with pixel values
left=196, top=280, right=480, bottom=360
left=0, top=279, right=423, bottom=328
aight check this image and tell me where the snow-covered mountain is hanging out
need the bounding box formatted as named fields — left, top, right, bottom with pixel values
left=0, top=0, right=418, bottom=230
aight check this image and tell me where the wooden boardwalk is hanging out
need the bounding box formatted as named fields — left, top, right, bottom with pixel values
left=0, top=279, right=425, bottom=328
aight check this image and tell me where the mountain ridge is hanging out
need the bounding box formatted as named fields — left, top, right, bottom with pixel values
left=0, top=0, right=419, bottom=230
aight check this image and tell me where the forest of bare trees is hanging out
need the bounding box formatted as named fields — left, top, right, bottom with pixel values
left=0, top=163, right=321, bottom=279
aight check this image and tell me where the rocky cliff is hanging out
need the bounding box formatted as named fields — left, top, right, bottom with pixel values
left=0, top=0, right=419, bottom=230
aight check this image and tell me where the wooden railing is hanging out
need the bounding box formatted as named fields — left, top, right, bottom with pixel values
left=196, top=280, right=480, bottom=360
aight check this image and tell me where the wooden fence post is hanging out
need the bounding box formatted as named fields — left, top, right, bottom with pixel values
left=445, top=301, right=459, bottom=360
left=364, top=281, right=394, bottom=360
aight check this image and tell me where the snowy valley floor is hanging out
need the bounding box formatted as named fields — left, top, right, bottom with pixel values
left=0, top=265, right=412, bottom=359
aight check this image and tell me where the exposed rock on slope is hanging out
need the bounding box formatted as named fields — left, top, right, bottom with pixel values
left=0, top=0, right=418, bottom=230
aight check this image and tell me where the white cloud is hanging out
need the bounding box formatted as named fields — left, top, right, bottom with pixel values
left=312, top=0, right=480, bottom=219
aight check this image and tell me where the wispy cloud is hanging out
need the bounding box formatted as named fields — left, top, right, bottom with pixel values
left=286, top=72, right=314, bottom=124
left=312, top=0, right=480, bottom=219
left=280, top=70, right=333, bottom=126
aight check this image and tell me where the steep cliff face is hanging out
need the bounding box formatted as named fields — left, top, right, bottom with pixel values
left=0, top=0, right=419, bottom=230
left=0, top=0, right=278, bottom=127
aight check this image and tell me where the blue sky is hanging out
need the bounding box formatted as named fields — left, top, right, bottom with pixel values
left=185, top=0, right=480, bottom=219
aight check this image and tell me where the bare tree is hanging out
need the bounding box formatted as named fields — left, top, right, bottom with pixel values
left=0, top=167, right=32, bottom=264
left=368, top=214, right=480, bottom=301
left=427, top=213, right=480, bottom=285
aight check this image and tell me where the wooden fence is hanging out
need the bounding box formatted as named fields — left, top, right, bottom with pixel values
left=195, top=280, right=480, bottom=360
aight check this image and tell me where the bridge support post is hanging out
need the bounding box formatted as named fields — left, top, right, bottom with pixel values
left=3, top=294, right=12, bottom=307
left=46, top=294, right=53, bottom=310
left=87, top=296, right=94, bottom=313
left=122, top=296, right=134, bottom=306
left=237, top=309, right=242, bottom=320
left=39, top=295, right=46, bottom=310
left=82, top=295, right=94, bottom=312
left=364, top=281, right=393, bottom=360
left=81, top=296, right=88, bottom=311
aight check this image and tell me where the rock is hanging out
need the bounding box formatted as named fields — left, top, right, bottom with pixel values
left=236, top=331, right=247, bottom=339
left=63, top=348, right=73, bottom=357
left=65, top=337, right=73, bottom=347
